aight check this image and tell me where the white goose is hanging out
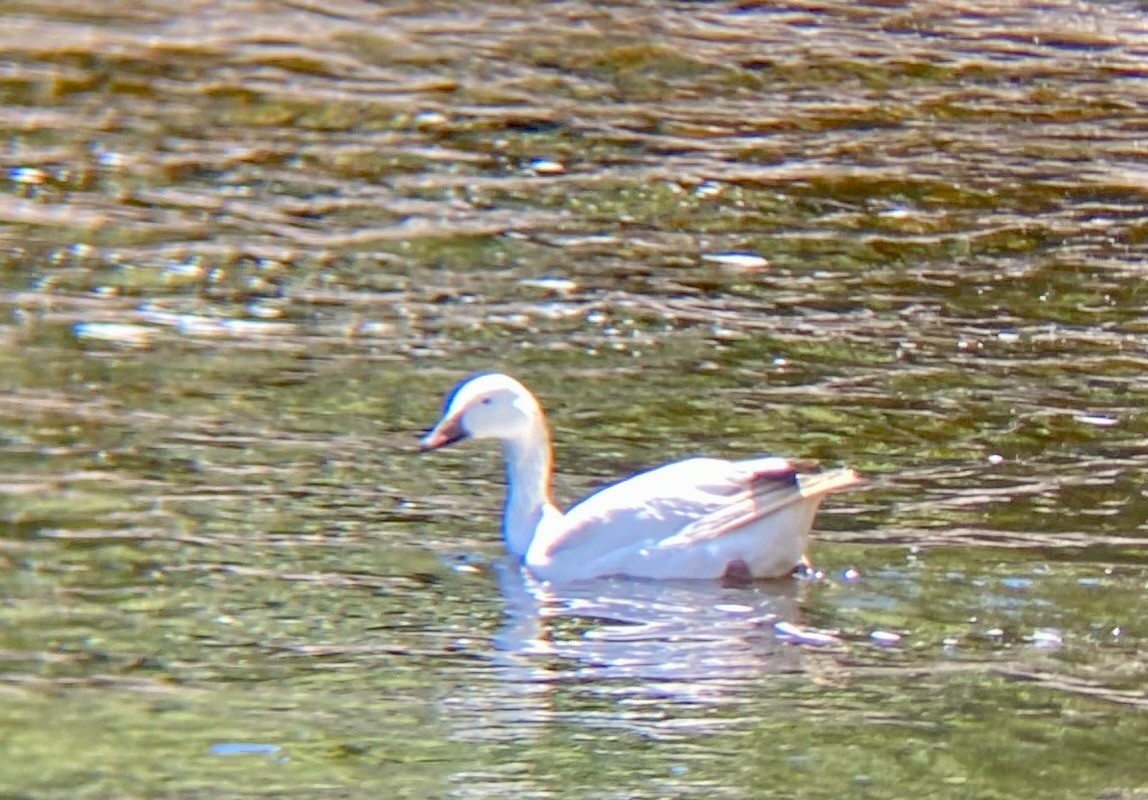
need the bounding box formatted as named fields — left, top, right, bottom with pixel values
left=420, top=373, right=860, bottom=582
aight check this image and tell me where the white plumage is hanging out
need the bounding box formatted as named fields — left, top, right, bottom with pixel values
left=421, top=373, right=859, bottom=582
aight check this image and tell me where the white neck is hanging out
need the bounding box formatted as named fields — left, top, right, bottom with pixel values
left=500, top=419, right=558, bottom=559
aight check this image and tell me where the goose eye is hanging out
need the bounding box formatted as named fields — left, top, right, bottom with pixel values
left=481, top=397, right=493, bottom=406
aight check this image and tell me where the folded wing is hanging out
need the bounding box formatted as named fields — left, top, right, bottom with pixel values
left=536, top=456, right=800, bottom=561
left=657, top=465, right=859, bottom=550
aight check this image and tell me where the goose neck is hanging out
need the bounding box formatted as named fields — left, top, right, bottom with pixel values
left=501, top=422, right=555, bottom=558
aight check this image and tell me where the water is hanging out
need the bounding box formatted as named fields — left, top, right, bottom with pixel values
left=1, top=1, right=1147, bottom=797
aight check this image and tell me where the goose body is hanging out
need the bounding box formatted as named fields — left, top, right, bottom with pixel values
left=420, top=373, right=859, bottom=582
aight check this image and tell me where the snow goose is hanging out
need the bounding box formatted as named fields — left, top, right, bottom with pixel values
left=420, top=372, right=859, bottom=582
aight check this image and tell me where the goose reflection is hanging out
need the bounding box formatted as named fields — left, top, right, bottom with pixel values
left=447, top=559, right=814, bottom=743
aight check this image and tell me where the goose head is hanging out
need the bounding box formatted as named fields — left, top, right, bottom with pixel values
left=420, top=373, right=543, bottom=451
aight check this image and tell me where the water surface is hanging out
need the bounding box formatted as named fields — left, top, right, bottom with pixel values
left=1, top=1, right=1147, bottom=798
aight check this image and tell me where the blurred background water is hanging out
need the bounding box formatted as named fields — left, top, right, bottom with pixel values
left=1, top=1, right=1147, bottom=797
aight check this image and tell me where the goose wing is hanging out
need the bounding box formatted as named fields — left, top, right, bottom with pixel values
left=656, top=466, right=859, bottom=550
left=536, top=456, right=799, bottom=562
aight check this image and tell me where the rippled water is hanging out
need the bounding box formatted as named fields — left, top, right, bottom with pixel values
left=2, top=1, right=1147, bottom=797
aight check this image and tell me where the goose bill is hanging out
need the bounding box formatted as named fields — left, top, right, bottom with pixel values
left=419, top=416, right=467, bottom=451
